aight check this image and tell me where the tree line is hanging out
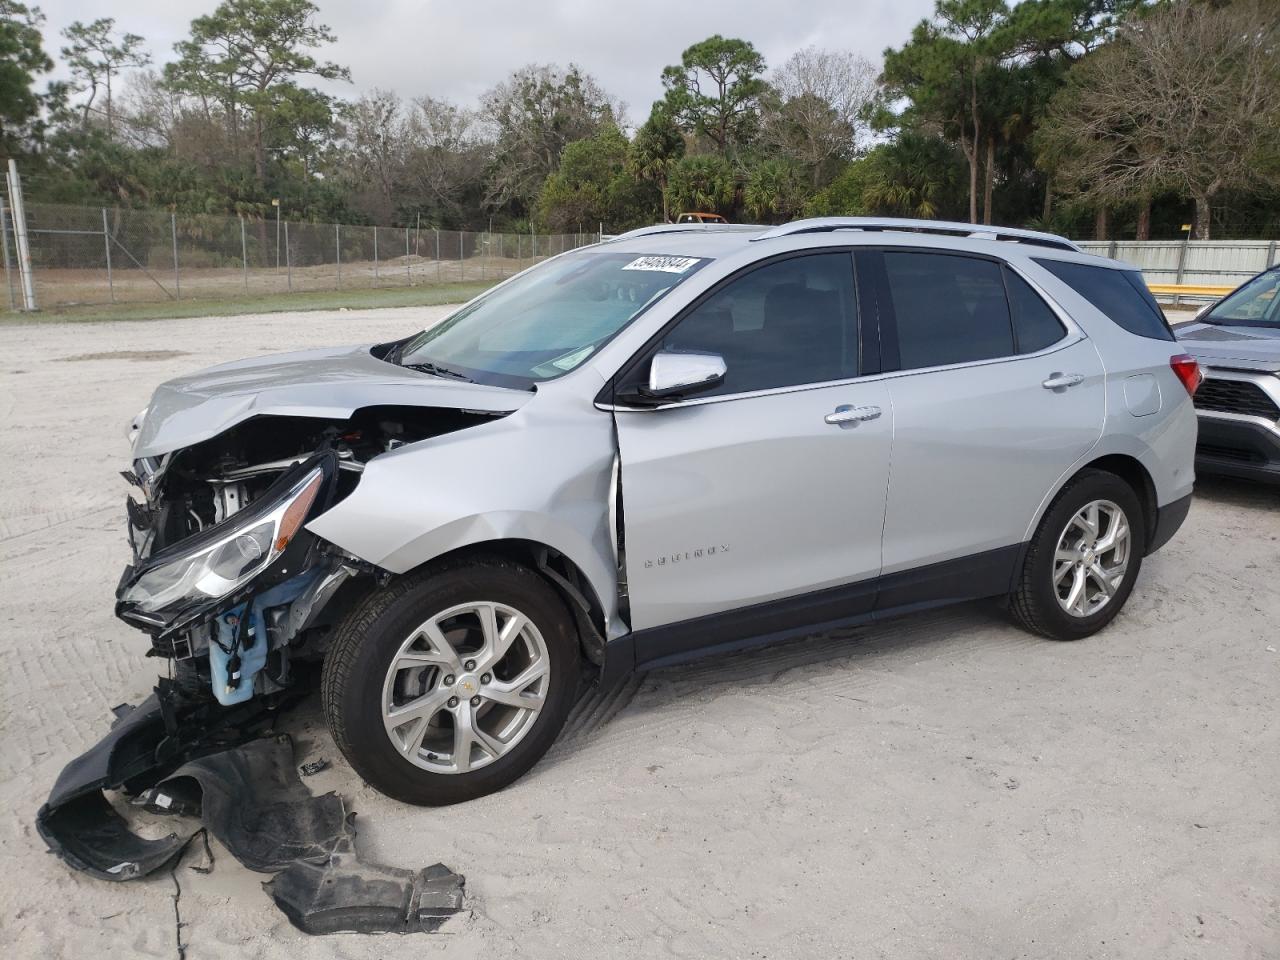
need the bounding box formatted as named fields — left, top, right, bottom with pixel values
left=2, top=0, right=1277, bottom=239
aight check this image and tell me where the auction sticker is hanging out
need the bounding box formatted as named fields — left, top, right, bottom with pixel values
left=622, top=255, right=702, bottom=273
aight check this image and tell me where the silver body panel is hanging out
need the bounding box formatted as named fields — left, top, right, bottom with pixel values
left=305, top=381, right=623, bottom=635
left=615, top=379, right=892, bottom=628
left=132, top=343, right=529, bottom=458
left=128, top=223, right=1199, bottom=648
left=878, top=336, right=1107, bottom=574
left=1016, top=254, right=1197, bottom=514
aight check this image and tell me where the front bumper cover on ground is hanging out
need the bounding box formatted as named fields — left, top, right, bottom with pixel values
left=36, top=686, right=465, bottom=935
left=37, top=680, right=274, bottom=881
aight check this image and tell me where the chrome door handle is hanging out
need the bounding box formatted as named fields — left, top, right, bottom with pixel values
left=1042, top=372, right=1085, bottom=390
left=825, top=404, right=882, bottom=425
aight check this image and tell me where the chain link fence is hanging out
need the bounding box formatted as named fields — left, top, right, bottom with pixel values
left=6, top=197, right=1278, bottom=314
left=1, top=199, right=600, bottom=312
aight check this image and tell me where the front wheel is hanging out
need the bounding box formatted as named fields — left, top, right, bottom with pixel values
left=321, top=559, right=578, bottom=805
left=1010, top=469, right=1146, bottom=641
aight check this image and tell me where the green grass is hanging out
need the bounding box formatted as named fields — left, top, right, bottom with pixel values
left=1, top=280, right=497, bottom=324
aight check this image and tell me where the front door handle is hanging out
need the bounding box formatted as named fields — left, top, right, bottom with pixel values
left=1042, top=372, right=1085, bottom=390
left=825, top=404, right=882, bottom=425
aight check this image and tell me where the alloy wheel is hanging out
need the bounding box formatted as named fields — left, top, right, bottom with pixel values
left=1052, top=499, right=1132, bottom=618
left=380, top=601, right=550, bottom=774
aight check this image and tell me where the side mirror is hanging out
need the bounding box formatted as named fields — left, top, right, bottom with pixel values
left=617, top=350, right=727, bottom=406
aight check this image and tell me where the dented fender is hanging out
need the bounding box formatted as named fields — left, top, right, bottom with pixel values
left=306, top=388, right=620, bottom=629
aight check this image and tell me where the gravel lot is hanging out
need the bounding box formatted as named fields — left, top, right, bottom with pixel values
left=1, top=305, right=1277, bottom=960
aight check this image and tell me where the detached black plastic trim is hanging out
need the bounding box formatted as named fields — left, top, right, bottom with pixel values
left=39, top=708, right=467, bottom=935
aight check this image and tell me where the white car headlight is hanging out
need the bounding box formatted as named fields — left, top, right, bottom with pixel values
left=120, top=466, right=324, bottom=625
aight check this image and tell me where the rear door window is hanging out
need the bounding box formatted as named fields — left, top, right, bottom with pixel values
left=1035, top=259, right=1174, bottom=341
left=881, top=252, right=1014, bottom=370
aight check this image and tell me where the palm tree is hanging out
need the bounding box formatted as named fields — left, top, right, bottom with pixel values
left=862, top=133, right=964, bottom=219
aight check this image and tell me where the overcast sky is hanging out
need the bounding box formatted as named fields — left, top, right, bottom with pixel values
left=34, top=0, right=935, bottom=120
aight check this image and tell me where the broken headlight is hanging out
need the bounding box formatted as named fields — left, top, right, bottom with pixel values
left=119, top=464, right=325, bottom=627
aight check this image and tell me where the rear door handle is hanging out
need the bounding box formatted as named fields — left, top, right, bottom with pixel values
left=1042, top=372, right=1085, bottom=390
left=825, top=404, right=882, bottom=425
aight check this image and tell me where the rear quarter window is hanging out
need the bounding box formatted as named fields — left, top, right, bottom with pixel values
left=1004, top=269, right=1066, bottom=353
left=1035, top=259, right=1174, bottom=342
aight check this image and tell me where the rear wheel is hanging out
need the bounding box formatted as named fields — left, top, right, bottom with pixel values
left=321, top=559, right=578, bottom=805
left=1010, top=469, right=1146, bottom=641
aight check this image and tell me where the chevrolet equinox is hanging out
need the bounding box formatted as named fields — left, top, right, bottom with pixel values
left=115, top=217, right=1200, bottom=804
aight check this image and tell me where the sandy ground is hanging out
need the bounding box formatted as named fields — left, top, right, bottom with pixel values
left=1, top=305, right=1277, bottom=960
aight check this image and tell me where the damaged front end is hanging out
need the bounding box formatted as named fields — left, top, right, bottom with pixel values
left=118, top=449, right=349, bottom=706
left=116, top=405, right=498, bottom=706
left=39, top=395, right=496, bottom=930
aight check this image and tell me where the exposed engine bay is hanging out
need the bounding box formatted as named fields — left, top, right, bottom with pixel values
left=125, top=405, right=492, bottom=559
left=116, top=405, right=504, bottom=707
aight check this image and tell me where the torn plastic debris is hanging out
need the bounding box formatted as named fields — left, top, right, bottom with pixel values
left=38, top=695, right=465, bottom=935
left=265, top=839, right=466, bottom=935
left=299, top=758, right=329, bottom=777
left=158, top=735, right=350, bottom=872
left=36, top=681, right=274, bottom=881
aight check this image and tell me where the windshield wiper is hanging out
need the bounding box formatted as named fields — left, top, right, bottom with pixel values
left=405, top=361, right=474, bottom=383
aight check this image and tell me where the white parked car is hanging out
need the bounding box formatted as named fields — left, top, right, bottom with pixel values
left=1174, top=264, right=1280, bottom=482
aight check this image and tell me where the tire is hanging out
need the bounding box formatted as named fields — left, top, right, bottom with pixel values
left=321, top=558, right=578, bottom=805
left=1010, top=468, right=1146, bottom=641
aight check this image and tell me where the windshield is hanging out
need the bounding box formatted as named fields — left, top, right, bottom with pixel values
left=396, top=250, right=710, bottom=387
left=1205, top=269, right=1280, bottom=328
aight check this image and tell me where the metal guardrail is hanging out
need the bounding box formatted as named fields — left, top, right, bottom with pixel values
left=1147, top=283, right=1234, bottom=300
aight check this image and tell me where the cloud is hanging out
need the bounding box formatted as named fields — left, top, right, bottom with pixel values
left=37, top=0, right=931, bottom=119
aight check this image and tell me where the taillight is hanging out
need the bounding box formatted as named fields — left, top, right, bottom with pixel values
left=1170, top=354, right=1202, bottom=396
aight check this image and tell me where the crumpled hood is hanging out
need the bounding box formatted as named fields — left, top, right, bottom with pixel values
left=1174, top=321, right=1280, bottom=372
left=133, top=343, right=531, bottom=458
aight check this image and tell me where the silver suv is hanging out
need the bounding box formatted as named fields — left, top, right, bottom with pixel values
left=117, top=217, right=1199, bottom=805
